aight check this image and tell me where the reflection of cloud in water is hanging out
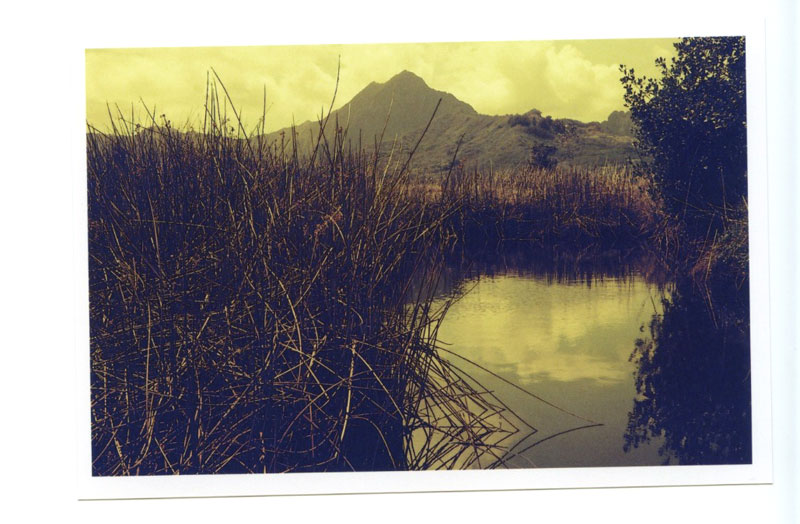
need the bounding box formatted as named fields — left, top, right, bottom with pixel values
left=435, top=275, right=664, bottom=385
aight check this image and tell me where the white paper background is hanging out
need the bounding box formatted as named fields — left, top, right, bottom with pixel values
left=1, top=0, right=796, bottom=522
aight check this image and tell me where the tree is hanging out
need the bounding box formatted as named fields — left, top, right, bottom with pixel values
left=529, top=143, right=558, bottom=169
left=621, top=37, right=747, bottom=237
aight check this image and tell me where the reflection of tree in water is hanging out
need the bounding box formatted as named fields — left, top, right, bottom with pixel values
left=624, top=278, right=751, bottom=465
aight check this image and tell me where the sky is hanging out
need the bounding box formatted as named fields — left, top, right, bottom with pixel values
left=86, top=38, right=678, bottom=134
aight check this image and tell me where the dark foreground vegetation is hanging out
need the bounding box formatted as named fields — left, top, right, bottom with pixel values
left=88, top=36, right=751, bottom=474
left=87, top=88, right=528, bottom=474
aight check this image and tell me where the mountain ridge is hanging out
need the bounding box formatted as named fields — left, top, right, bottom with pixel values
left=264, top=70, right=636, bottom=173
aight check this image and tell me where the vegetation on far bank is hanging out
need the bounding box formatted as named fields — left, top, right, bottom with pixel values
left=622, top=36, right=748, bottom=285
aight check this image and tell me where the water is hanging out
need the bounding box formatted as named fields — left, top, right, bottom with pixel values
left=429, top=263, right=670, bottom=468
left=408, top=245, right=751, bottom=469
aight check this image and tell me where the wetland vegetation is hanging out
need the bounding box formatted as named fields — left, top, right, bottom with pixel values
left=88, top=37, right=750, bottom=474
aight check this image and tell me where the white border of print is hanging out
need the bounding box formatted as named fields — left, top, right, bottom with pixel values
left=73, top=4, right=773, bottom=501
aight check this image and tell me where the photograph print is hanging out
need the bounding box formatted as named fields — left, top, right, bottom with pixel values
left=85, top=37, right=753, bottom=478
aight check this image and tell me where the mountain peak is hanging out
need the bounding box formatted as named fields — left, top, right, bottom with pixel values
left=381, top=70, right=430, bottom=93
left=340, top=70, right=476, bottom=127
left=387, top=69, right=426, bottom=83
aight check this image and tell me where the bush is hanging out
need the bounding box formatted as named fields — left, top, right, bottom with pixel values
left=621, top=37, right=747, bottom=238
left=529, top=143, right=558, bottom=169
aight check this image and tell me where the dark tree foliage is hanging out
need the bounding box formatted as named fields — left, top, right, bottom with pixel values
left=529, top=143, right=558, bottom=169
left=621, top=37, right=747, bottom=237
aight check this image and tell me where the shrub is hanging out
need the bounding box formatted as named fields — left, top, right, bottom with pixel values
left=621, top=37, right=747, bottom=238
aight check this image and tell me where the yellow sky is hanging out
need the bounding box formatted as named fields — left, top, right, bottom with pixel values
left=86, top=38, right=678, bottom=134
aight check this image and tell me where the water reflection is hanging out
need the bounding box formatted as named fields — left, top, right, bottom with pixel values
left=410, top=243, right=751, bottom=468
left=437, top=275, right=663, bottom=385
left=624, top=278, right=752, bottom=465
left=420, top=244, right=674, bottom=468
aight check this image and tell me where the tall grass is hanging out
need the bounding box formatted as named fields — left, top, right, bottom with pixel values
left=87, top=79, right=522, bottom=474
left=428, top=163, right=663, bottom=248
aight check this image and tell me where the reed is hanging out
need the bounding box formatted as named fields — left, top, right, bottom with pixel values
left=87, top=77, right=527, bottom=475
left=426, top=163, right=664, bottom=249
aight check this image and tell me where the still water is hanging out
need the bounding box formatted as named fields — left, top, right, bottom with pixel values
left=410, top=245, right=751, bottom=469
left=431, top=270, right=668, bottom=467
left=412, top=247, right=680, bottom=469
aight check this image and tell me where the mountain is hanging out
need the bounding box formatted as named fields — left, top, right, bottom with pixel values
left=263, top=71, right=637, bottom=174
left=332, top=70, right=478, bottom=141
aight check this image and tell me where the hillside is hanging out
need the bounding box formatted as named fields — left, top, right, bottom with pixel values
left=262, top=70, right=638, bottom=173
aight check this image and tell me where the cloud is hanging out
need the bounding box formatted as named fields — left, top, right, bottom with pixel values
left=86, top=39, right=677, bottom=133
left=542, top=44, right=623, bottom=121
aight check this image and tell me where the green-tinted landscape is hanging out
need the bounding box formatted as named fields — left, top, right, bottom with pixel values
left=87, top=37, right=750, bottom=474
